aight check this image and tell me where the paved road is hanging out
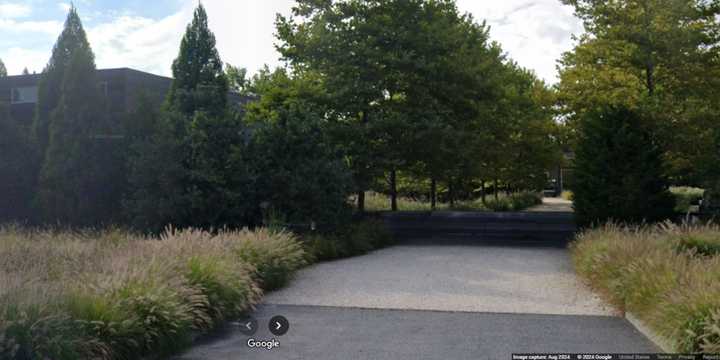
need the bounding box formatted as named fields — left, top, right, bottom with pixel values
left=175, top=239, right=658, bottom=359
left=177, top=304, right=657, bottom=360
left=265, top=242, right=611, bottom=315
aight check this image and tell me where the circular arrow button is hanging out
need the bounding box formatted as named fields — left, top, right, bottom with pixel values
left=236, top=316, right=258, bottom=336
left=268, top=315, right=289, bottom=336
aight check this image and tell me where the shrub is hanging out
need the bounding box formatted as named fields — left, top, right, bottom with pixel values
left=671, top=187, right=704, bottom=214
left=571, top=222, right=720, bottom=352
left=302, top=233, right=346, bottom=261
left=303, top=219, right=395, bottom=261
left=364, top=191, right=542, bottom=212
left=572, top=106, right=675, bottom=227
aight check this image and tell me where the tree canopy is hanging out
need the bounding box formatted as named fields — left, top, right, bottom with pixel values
left=33, top=5, right=94, bottom=153
left=166, top=4, right=228, bottom=117
left=558, top=0, right=720, bottom=185
left=277, top=0, right=558, bottom=209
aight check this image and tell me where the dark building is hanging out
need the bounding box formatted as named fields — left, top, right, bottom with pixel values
left=0, top=68, right=173, bottom=131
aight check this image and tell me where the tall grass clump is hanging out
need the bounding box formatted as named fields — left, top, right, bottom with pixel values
left=0, top=225, right=304, bottom=359
left=230, top=228, right=308, bottom=291
left=571, top=222, right=720, bottom=352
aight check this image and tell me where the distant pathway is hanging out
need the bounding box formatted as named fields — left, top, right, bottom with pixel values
left=527, top=197, right=574, bottom=212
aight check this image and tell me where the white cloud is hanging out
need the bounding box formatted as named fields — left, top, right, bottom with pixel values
left=0, top=0, right=584, bottom=83
left=0, top=47, right=48, bottom=74
left=0, top=18, right=62, bottom=34
left=83, top=0, right=295, bottom=77
left=88, top=12, right=189, bottom=76
left=456, top=0, right=583, bottom=82
left=0, top=2, right=31, bottom=19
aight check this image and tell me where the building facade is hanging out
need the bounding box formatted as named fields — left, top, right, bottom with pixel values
left=0, top=68, right=173, bottom=131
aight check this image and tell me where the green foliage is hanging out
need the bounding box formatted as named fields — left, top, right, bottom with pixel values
left=232, top=229, right=308, bottom=291
left=676, top=232, right=720, bottom=257
left=0, top=305, right=93, bottom=360
left=34, top=5, right=93, bottom=153
left=0, top=99, right=38, bottom=222
left=671, top=186, right=704, bottom=213
left=166, top=4, right=228, bottom=117
left=484, top=192, right=543, bottom=212
left=0, top=227, right=304, bottom=359
left=225, top=64, right=248, bottom=94
left=277, top=0, right=557, bottom=208
left=124, top=109, right=190, bottom=232
left=571, top=223, right=720, bottom=352
left=573, top=106, right=675, bottom=226
left=0, top=58, right=6, bottom=77
left=243, top=68, right=353, bottom=227
left=125, top=6, right=247, bottom=231
left=34, top=6, right=122, bottom=226
left=184, top=256, right=257, bottom=324
left=186, top=111, right=250, bottom=228
left=302, top=219, right=395, bottom=261
left=558, top=0, right=720, bottom=185
left=363, top=191, right=542, bottom=212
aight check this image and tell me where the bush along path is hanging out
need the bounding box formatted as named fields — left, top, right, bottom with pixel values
left=571, top=222, right=720, bottom=353
left=0, top=220, right=393, bottom=360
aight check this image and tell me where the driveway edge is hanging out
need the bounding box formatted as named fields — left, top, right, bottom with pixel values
left=625, top=312, right=674, bottom=352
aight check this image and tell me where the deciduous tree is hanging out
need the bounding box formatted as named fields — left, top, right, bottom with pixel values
left=558, top=0, right=720, bottom=184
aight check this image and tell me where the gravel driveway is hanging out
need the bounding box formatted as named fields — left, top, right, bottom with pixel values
left=265, top=242, right=612, bottom=316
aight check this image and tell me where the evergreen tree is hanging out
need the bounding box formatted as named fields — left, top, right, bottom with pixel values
left=573, top=106, right=675, bottom=226
left=0, top=58, right=6, bottom=77
left=125, top=4, right=239, bottom=231
left=166, top=4, right=228, bottom=116
left=124, top=106, right=190, bottom=231
left=35, top=7, right=109, bottom=225
left=33, top=6, right=93, bottom=154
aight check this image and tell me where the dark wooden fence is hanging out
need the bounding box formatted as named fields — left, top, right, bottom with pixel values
left=381, top=211, right=576, bottom=246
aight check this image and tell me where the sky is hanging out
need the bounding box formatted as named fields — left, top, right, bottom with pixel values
left=0, top=0, right=584, bottom=83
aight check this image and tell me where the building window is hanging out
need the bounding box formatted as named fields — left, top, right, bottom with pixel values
left=10, top=86, right=38, bottom=104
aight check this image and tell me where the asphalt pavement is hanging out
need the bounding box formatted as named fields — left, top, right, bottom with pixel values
left=175, top=304, right=658, bottom=360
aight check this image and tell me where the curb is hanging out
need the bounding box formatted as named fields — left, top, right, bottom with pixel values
left=625, top=311, right=675, bottom=352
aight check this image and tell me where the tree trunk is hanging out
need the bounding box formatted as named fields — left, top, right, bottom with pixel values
left=449, top=180, right=455, bottom=208
left=430, top=178, right=437, bottom=210
left=494, top=178, right=499, bottom=201
left=390, top=169, right=398, bottom=211
left=357, top=191, right=365, bottom=212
